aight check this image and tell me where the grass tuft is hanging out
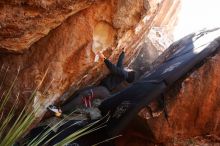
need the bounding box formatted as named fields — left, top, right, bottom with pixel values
left=0, top=67, right=106, bottom=146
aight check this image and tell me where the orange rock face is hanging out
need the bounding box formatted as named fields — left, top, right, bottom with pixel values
left=146, top=52, right=220, bottom=143
left=0, top=0, right=94, bottom=53
left=1, top=0, right=219, bottom=145
left=0, top=0, right=170, bottom=119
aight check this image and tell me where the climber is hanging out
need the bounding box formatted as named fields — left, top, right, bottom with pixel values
left=48, top=51, right=136, bottom=117
left=23, top=28, right=220, bottom=145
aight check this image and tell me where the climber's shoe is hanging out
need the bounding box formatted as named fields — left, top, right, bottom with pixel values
left=47, top=105, right=62, bottom=117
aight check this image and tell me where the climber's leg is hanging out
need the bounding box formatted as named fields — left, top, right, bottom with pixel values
left=61, top=86, right=111, bottom=114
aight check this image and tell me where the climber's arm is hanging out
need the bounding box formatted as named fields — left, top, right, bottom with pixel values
left=104, top=59, right=126, bottom=78
left=116, top=51, right=125, bottom=68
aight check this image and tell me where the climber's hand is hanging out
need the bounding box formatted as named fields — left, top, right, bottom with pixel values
left=98, top=52, right=106, bottom=60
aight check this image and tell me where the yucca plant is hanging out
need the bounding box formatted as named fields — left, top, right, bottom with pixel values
left=0, top=66, right=106, bottom=146
left=0, top=67, right=48, bottom=145
left=27, top=113, right=109, bottom=146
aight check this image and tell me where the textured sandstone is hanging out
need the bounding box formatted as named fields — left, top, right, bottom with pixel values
left=153, top=0, right=181, bottom=40
left=0, top=0, right=167, bottom=119
left=0, top=0, right=94, bottom=53
left=146, top=52, right=220, bottom=143
left=2, top=0, right=218, bottom=145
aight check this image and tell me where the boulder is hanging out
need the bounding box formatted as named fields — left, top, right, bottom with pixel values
left=0, top=0, right=175, bottom=119
left=117, top=30, right=220, bottom=146
left=0, top=0, right=94, bottom=53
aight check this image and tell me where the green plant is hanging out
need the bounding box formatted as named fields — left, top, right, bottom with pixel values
left=0, top=67, right=106, bottom=146
left=0, top=67, right=46, bottom=146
